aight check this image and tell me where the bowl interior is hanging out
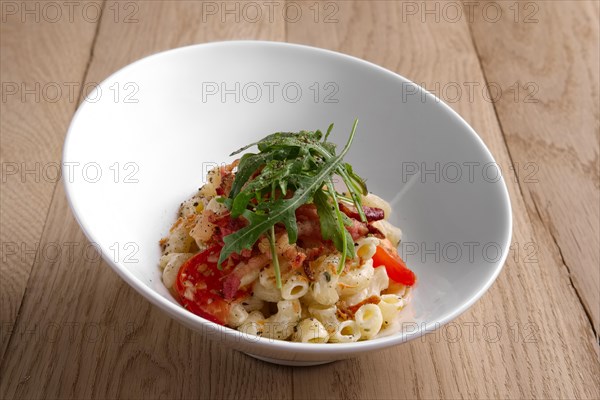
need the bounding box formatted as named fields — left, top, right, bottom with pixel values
left=64, top=42, right=511, bottom=350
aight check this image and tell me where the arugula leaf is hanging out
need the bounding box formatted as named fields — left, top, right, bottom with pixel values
left=216, top=119, right=372, bottom=290
left=342, top=163, right=367, bottom=195
left=229, top=148, right=293, bottom=199
left=218, top=136, right=354, bottom=266
left=230, top=156, right=307, bottom=218
left=267, top=225, right=282, bottom=288
left=314, top=188, right=355, bottom=260
left=324, top=123, right=334, bottom=142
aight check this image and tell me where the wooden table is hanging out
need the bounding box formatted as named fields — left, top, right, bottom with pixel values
left=1, top=1, right=598, bottom=398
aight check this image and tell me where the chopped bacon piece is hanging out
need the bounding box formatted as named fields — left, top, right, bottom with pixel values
left=216, top=173, right=234, bottom=196
left=296, top=204, right=324, bottom=241
left=216, top=160, right=239, bottom=197
left=303, top=262, right=315, bottom=281
left=336, top=301, right=352, bottom=321
left=304, top=245, right=326, bottom=261
left=297, top=218, right=323, bottom=241
left=225, top=248, right=253, bottom=266
left=222, top=253, right=270, bottom=299
left=291, top=252, right=307, bottom=269
left=207, top=211, right=226, bottom=225
left=208, top=212, right=247, bottom=237
left=339, top=202, right=385, bottom=222
left=346, top=219, right=369, bottom=240
left=296, top=204, right=319, bottom=219
left=222, top=274, right=241, bottom=300
left=367, top=223, right=385, bottom=239
left=240, top=248, right=252, bottom=258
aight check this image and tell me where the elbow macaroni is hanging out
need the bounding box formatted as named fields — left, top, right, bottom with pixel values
left=308, top=304, right=339, bottom=333
left=338, top=259, right=375, bottom=297
left=378, top=294, right=406, bottom=328
left=292, top=318, right=329, bottom=343
left=371, top=219, right=402, bottom=247
left=228, top=303, right=249, bottom=328
left=355, top=304, right=384, bottom=339
left=330, top=320, right=361, bottom=343
left=367, top=266, right=390, bottom=297
left=355, top=237, right=379, bottom=261
left=281, top=274, right=310, bottom=300
left=263, top=300, right=302, bottom=340
left=161, top=175, right=411, bottom=343
left=253, top=280, right=283, bottom=303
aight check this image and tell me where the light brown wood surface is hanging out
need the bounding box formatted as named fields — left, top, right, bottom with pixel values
left=0, top=0, right=99, bottom=362
left=1, top=1, right=598, bottom=399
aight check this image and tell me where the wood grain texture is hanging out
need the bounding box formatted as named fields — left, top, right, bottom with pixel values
left=1, top=0, right=598, bottom=399
left=287, top=1, right=599, bottom=399
left=1, top=1, right=289, bottom=399
left=0, top=1, right=99, bottom=363
left=468, top=0, right=600, bottom=338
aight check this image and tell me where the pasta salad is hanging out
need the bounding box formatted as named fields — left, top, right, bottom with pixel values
left=159, top=121, right=416, bottom=343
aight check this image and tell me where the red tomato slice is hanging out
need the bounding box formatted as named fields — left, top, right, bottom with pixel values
left=175, top=245, right=233, bottom=325
left=372, top=245, right=416, bottom=286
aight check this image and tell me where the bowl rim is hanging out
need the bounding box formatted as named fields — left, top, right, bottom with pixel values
left=63, top=40, right=513, bottom=355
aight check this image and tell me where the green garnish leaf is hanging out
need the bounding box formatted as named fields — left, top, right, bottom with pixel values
left=217, top=120, right=366, bottom=280
left=268, top=225, right=282, bottom=288
left=314, top=188, right=355, bottom=260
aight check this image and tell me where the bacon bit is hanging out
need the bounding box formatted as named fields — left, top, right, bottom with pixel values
left=367, top=223, right=385, bottom=239
left=303, top=245, right=326, bottom=261
left=296, top=203, right=319, bottom=219
left=346, top=219, right=369, bottom=240
left=303, top=262, right=316, bottom=281
left=339, top=202, right=385, bottom=222
left=207, top=210, right=226, bottom=225
left=240, top=248, right=252, bottom=258
left=216, top=160, right=239, bottom=197
left=290, top=252, right=307, bottom=269
left=297, top=218, right=323, bottom=241
left=296, top=204, right=324, bottom=241
left=208, top=212, right=247, bottom=238
left=336, top=301, right=352, bottom=321
left=221, top=218, right=246, bottom=237
left=364, top=207, right=385, bottom=221
left=222, top=274, right=241, bottom=300
left=216, top=173, right=234, bottom=196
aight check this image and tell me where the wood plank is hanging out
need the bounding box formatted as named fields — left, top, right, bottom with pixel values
left=468, top=0, right=600, bottom=335
left=287, top=1, right=599, bottom=399
left=0, top=1, right=288, bottom=399
left=2, top=1, right=598, bottom=399
left=0, top=1, right=99, bottom=363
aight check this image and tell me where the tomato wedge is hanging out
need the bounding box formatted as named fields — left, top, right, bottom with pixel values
left=372, top=245, right=416, bottom=286
left=175, top=245, right=232, bottom=325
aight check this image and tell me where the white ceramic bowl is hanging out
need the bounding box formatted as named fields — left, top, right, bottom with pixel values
left=63, top=41, right=512, bottom=366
